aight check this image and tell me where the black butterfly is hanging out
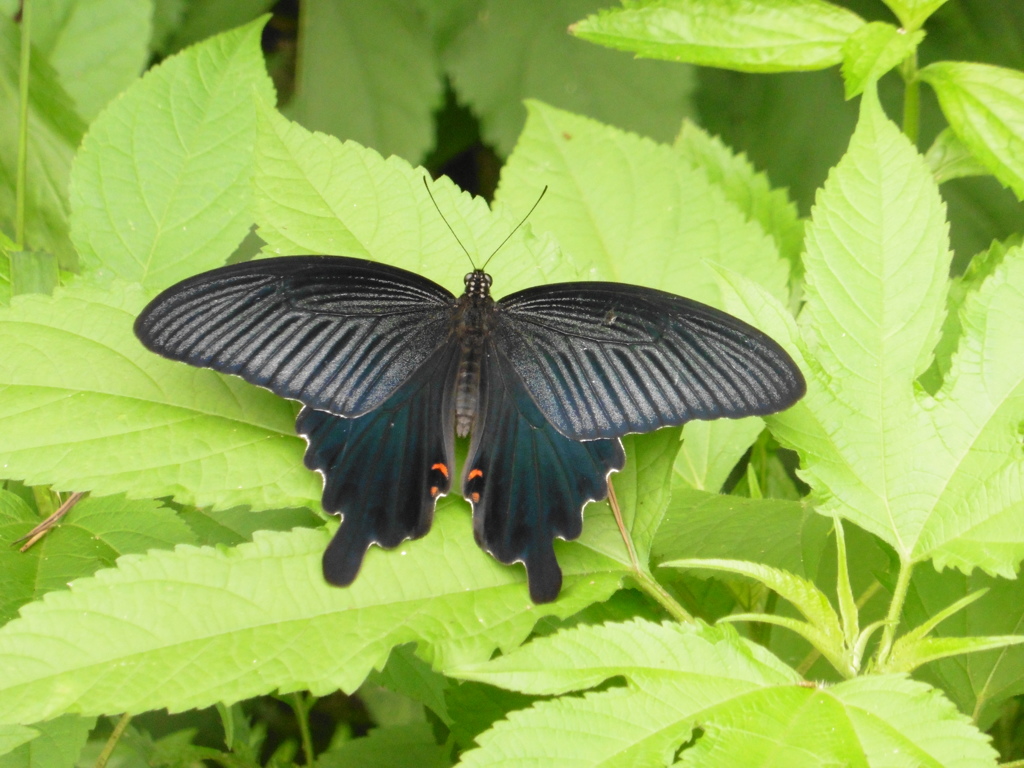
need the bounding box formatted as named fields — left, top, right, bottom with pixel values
left=135, top=218, right=804, bottom=603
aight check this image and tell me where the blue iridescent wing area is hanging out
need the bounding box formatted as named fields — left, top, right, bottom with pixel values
left=298, top=346, right=460, bottom=586
left=134, top=256, right=455, bottom=417
left=494, top=282, right=806, bottom=440
left=464, top=343, right=625, bottom=603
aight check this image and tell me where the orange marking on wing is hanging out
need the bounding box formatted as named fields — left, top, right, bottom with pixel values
left=467, top=468, right=483, bottom=480
left=430, top=486, right=439, bottom=497
left=470, top=492, right=481, bottom=503
left=431, top=462, right=449, bottom=479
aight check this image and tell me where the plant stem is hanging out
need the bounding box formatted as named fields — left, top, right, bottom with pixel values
left=16, top=0, right=32, bottom=248
left=875, top=559, right=915, bottom=667
left=607, top=481, right=693, bottom=623
left=94, top=713, right=132, bottom=768
left=900, top=50, right=920, bottom=145
left=290, top=692, right=316, bottom=765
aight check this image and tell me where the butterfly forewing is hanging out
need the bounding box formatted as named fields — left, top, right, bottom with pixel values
left=134, top=256, right=456, bottom=417
left=494, top=282, right=806, bottom=440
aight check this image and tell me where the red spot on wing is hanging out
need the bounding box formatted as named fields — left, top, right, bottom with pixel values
left=432, top=462, right=449, bottom=479
left=470, top=491, right=481, bottom=503
left=467, top=468, right=483, bottom=480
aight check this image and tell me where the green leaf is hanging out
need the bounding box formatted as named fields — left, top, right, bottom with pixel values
left=677, top=675, right=994, bottom=767
left=286, top=0, right=442, bottom=164
left=0, top=492, right=197, bottom=625
left=882, top=0, right=953, bottom=30
left=605, top=429, right=682, bottom=568
left=316, top=723, right=451, bottom=768
left=0, top=715, right=94, bottom=768
left=498, top=101, right=790, bottom=305
left=0, top=282, right=321, bottom=511
left=446, top=0, right=696, bottom=157
left=925, top=127, right=991, bottom=185
left=68, top=16, right=276, bottom=289
left=8, top=252, right=57, bottom=296
left=663, top=558, right=851, bottom=675
left=771, top=88, right=970, bottom=566
left=924, top=246, right=1024, bottom=575
left=0, top=727, right=37, bottom=760
left=571, top=0, right=863, bottom=73
left=444, top=682, right=536, bottom=750
left=0, top=16, right=84, bottom=267
left=674, top=120, right=804, bottom=280
left=0, top=512, right=621, bottom=725
left=33, top=0, right=151, bottom=120
left=905, top=568, right=1024, bottom=729
left=368, top=645, right=451, bottom=726
left=652, top=489, right=829, bottom=579
left=841, top=21, right=923, bottom=99
left=178, top=506, right=322, bottom=547
left=673, top=418, right=764, bottom=493
left=254, top=98, right=571, bottom=297
left=455, top=620, right=995, bottom=766
left=885, top=634, right=1024, bottom=676
left=921, top=237, right=1015, bottom=393
left=919, top=61, right=1024, bottom=201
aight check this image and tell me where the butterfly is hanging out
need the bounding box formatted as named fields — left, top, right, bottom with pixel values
left=134, top=189, right=805, bottom=603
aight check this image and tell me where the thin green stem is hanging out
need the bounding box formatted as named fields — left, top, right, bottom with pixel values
left=606, top=480, right=693, bottom=623
left=16, top=0, right=32, bottom=248
left=94, top=713, right=132, bottom=768
left=900, top=51, right=921, bottom=145
left=875, top=560, right=915, bottom=667
left=290, top=692, right=316, bottom=765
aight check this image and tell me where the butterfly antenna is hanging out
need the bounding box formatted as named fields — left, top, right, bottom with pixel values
left=423, top=176, right=477, bottom=269
left=481, top=185, right=548, bottom=271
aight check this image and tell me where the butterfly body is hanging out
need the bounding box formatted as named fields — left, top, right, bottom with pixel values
left=135, top=254, right=805, bottom=603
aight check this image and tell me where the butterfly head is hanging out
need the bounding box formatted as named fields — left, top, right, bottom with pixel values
left=464, top=270, right=493, bottom=299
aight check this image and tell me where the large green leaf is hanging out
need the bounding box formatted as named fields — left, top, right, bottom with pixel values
left=0, top=282, right=320, bottom=511
left=445, top=0, right=696, bottom=157
left=285, top=0, right=443, bottom=164
left=770, top=88, right=1024, bottom=575
left=33, top=0, right=151, bottom=120
left=571, top=0, right=863, bottom=73
left=454, top=619, right=996, bottom=766
left=0, top=511, right=621, bottom=725
left=68, top=16, right=275, bottom=289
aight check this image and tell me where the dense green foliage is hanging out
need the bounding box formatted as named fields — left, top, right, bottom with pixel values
left=2, top=0, right=1024, bottom=766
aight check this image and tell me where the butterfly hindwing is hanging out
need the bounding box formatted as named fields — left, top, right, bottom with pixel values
left=135, top=256, right=456, bottom=417
left=464, top=343, right=625, bottom=602
left=495, top=282, right=806, bottom=440
left=299, top=346, right=459, bottom=586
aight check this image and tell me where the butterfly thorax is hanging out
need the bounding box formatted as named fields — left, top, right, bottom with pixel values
left=453, top=270, right=495, bottom=437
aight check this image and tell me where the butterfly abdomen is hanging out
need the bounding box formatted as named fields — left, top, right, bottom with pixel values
left=452, top=272, right=496, bottom=437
